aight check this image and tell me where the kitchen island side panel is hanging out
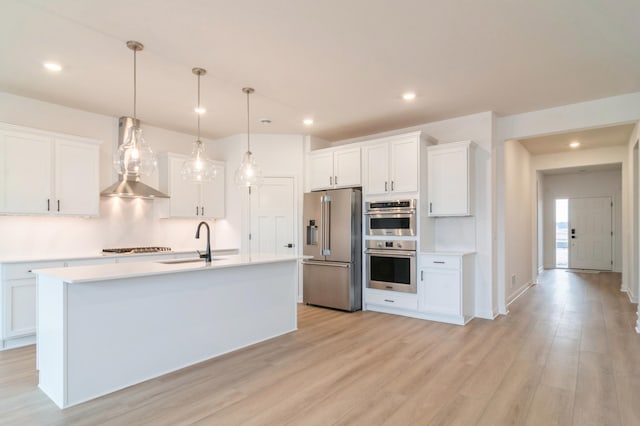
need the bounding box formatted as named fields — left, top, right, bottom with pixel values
left=36, top=275, right=67, bottom=408
left=40, top=260, right=297, bottom=408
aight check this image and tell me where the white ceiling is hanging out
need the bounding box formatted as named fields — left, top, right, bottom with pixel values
left=519, top=123, right=636, bottom=156
left=2, top=0, right=640, bottom=142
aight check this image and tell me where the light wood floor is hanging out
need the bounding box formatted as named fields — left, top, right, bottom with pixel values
left=1, top=270, right=639, bottom=425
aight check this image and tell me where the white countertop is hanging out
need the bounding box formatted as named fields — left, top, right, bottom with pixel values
left=33, top=254, right=302, bottom=283
left=0, top=248, right=238, bottom=264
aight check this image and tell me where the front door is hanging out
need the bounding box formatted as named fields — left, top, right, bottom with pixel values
left=250, top=177, right=296, bottom=255
left=569, top=196, right=613, bottom=270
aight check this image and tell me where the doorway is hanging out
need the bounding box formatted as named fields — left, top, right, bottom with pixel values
left=250, top=177, right=296, bottom=256
left=568, top=196, right=613, bottom=270
left=555, top=196, right=613, bottom=271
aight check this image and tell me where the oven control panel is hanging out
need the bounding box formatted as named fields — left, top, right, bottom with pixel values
left=366, top=240, right=416, bottom=251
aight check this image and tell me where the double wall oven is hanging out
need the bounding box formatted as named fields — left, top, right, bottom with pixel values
left=364, top=199, right=418, bottom=294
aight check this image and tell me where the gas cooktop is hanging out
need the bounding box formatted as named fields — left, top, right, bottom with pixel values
left=102, top=247, right=172, bottom=255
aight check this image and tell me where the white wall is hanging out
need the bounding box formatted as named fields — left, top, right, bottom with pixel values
left=497, top=92, right=640, bottom=315
left=0, top=92, right=304, bottom=259
left=541, top=168, right=623, bottom=272
left=206, top=133, right=305, bottom=254
left=624, top=122, right=640, bottom=303
left=331, top=111, right=496, bottom=319
left=503, top=140, right=535, bottom=303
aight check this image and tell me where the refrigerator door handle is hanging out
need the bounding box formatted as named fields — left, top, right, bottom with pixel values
left=303, top=260, right=351, bottom=268
left=321, top=195, right=331, bottom=256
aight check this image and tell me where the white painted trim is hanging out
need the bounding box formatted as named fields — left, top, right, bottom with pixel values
left=507, top=280, right=535, bottom=307
left=636, top=311, right=640, bottom=334
left=0, top=335, right=35, bottom=351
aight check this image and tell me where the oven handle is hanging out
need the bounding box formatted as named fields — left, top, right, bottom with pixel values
left=364, top=249, right=416, bottom=257
left=364, top=209, right=416, bottom=215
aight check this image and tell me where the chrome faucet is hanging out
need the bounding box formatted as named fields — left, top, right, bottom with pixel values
left=195, top=221, right=211, bottom=264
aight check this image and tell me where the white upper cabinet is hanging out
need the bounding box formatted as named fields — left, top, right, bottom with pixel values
left=308, top=147, right=361, bottom=191
left=0, top=123, right=101, bottom=216
left=363, top=133, right=420, bottom=196
left=158, top=153, right=225, bottom=219
left=55, top=139, right=100, bottom=215
left=427, top=141, right=474, bottom=216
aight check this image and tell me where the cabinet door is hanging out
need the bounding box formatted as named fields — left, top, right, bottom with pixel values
left=333, top=148, right=361, bottom=188
left=55, top=139, right=100, bottom=216
left=5, top=279, right=37, bottom=338
left=308, top=152, right=334, bottom=190
left=200, top=162, right=225, bottom=219
left=0, top=131, right=52, bottom=214
left=168, top=156, right=200, bottom=217
left=363, top=143, right=389, bottom=195
left=420, top=268, right=461, bottom=315
left=390, top=138, right=418, bottom=193
left=428, top=145, right=469, bottom=216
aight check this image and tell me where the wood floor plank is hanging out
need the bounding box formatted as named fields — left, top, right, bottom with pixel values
left=0, top=269, right=637, bottom=425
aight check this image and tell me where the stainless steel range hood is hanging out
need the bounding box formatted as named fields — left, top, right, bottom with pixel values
left=100, top=117, right=169, bottom=199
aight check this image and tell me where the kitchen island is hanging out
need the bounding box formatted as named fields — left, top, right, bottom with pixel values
left=34, top=254, right=299, bottom=409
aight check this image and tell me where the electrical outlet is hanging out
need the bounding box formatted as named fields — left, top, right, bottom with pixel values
left=511, top=274, right=516, bottom=288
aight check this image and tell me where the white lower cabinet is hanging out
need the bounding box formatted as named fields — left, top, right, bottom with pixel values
left=1, top=261, right=64, bottom=348
left=419, top=253, right=475, bottom=325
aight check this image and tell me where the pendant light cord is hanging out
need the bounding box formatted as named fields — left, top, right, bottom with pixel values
left=197, top=72, right=201, bottom=141
left=133, top=47, right=137, bottom=121
left=246, top=89, right=251, bottom=153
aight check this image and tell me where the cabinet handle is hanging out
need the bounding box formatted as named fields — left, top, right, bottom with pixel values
left=421, top=271, right=424, bottom=281
left=201, top=206, right=204, bottom=216
left=196, top=206, right=199, bottom=216
left=429, top=202, right=433, bottom=213
left=47, top=199, right=50, bottom=211
left=383, top=299, right=395, bottom=303
left=385, top=182, right=388, bottom=192
left=391, top=181, right=394, bottom=191
left=329, top=176, right=333, bottom=186
left=334, top=175, right=338, bottom=186
left=57, top=200, right=60, bottom=212
left=433, top=261, right=445, bottom=264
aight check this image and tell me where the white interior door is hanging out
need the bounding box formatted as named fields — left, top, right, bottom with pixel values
left=250, top=177, right=296, bottom=255
left=569, top=196, right=612, bottom=270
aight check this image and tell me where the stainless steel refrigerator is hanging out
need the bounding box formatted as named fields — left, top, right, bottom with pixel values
left=302, top=188, right=362, bottom=311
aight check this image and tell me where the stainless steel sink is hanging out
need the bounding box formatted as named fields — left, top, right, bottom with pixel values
left=157, top=258, right=222, bottom=265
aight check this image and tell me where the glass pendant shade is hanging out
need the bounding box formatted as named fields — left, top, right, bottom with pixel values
left=182, top=139, right=217, bottom=182
left=234, top=150, right=263, bottom=187
left=114, top=126, right=157, bottom=177
left=181, top=67, right=216, bottom=182
left=234, top=87, right=262, bottom=187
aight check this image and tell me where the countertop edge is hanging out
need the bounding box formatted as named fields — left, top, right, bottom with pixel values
left=33, top=254, right=302, bottom=283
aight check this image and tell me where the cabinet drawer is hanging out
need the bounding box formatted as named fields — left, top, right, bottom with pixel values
left=3, top=261, right=65, bottom=280
left=366, top=290, right=417, bottom=310
left=420, top=255, right=460, bottom=270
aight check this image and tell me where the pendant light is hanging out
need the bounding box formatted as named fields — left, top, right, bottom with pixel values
left=181, top=68, right=217, bottom=182
left=234, top=87, right=263, bottom=187
left=113, top=41, right=157, bottom=177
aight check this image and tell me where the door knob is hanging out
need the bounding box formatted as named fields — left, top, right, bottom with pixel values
left=284, top=243, right=294, bottom=248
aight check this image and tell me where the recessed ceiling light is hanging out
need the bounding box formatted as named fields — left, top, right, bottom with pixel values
left=259, top=118, right=272, bottom=124
left=402, top=92, right=416, bottom=101
left=194, top=107, right=206, bottom=114
left=569, top=141, right=580, bottom=148
left=303, top=118, right=314, bottom=126
left=43, top=62, right=62, bottom=72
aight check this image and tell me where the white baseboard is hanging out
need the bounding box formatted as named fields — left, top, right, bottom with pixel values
left=507, top=280, right=535, bottom=307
